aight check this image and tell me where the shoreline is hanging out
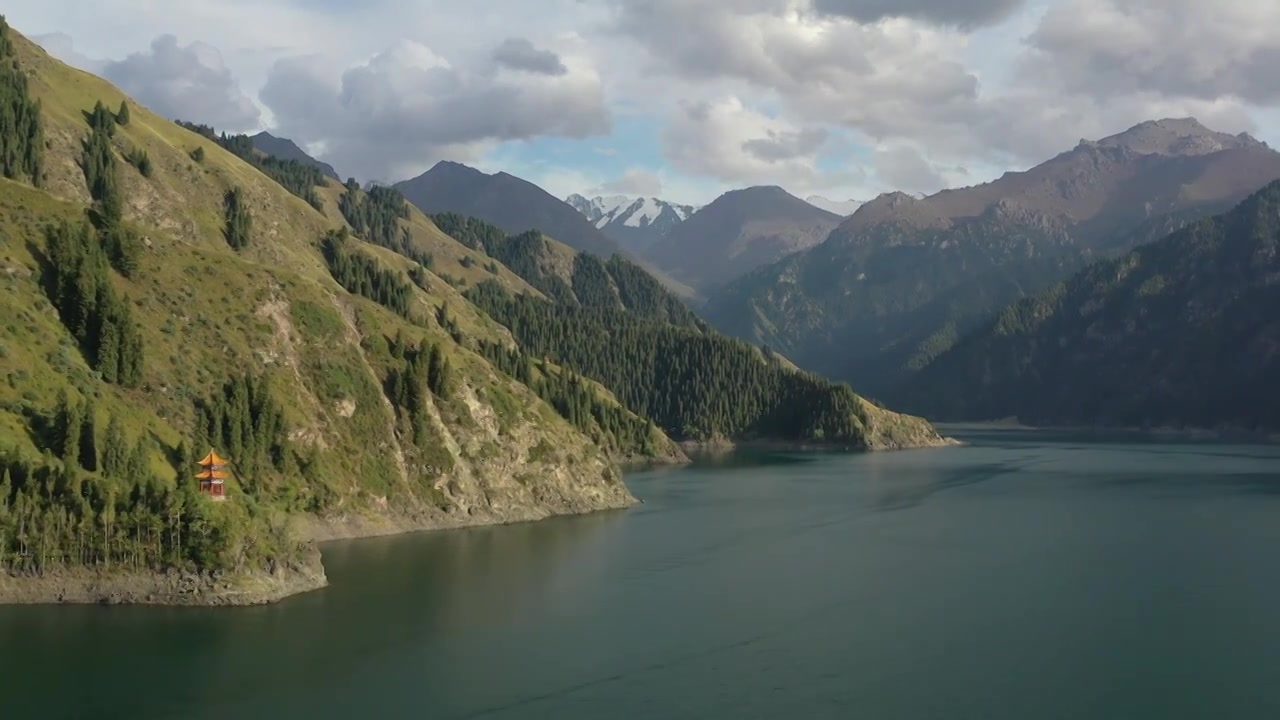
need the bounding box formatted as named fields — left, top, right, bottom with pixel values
left=935, top=420, right=1280, bottom=444
left=0, top=490, right=638, bottom=608
left=0, top=546, right=328, bottom=607
left=0, top=434, right=965, bottom=608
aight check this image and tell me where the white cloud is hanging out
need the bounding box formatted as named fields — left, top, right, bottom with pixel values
left=102, top=34, right=262, bottom=131
left=591, top=168, right=664, bottom=196
left=259, top=37, right=611, bottom=182
left=9, top=0, right=1280, bottom=201
left=662, top=97, right=853, bottom=191
left=812, top=0, right=1025, bottom=28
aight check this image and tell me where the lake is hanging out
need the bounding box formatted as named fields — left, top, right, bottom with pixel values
left=3, top=429, right=1280, bottom=719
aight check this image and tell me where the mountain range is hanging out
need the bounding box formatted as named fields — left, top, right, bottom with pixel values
left=701, top=118, right=1280, bottom=399
left=897, top=179, right=1280, bottom=430
left=564, top=194, right=698, bottom=254
left=395, top=161, right=625, bottom=259
left=805, top=196, right=863, bottom=216
left=250, top=131, right=340, bottom=181
left=637, top=186, right=842, bottom=292
left=0, top=17, right=943, bottom=604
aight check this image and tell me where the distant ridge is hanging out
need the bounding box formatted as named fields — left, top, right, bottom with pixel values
left=641, top=186, right=842, bottom=291
left=395, top=161, right=624, bottom=259
left=704, top=117, right=1280, bottom=397
left=251, top=131, right=340, bottom=181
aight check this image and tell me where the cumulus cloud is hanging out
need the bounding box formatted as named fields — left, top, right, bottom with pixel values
left=32, top=33, right=105, bottom=74
left=492, top=37, right=568, bottom=75
left=661, top=96, right=862, bottom=192
left=743, top=128, right=829, bottom=162
left=1028, top=0, right=1280, bottom=105
left=260, top=37, right=610, bottom=182
left=812, top=0, right=1024, bottom=28
left=592, top=168, right=664, bottom=196
left=102, top=34, right=261, bottom=131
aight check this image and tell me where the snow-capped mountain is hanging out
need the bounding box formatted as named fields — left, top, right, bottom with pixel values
left=565, top=194, right=699, bottom=253
left=804, top=195, right=864, bottom=216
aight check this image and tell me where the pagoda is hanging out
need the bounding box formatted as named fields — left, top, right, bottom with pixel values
left=195, top=450, right=230, bottom=500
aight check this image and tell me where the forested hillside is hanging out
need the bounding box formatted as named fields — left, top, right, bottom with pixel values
left=434, top=216, right=943, bottom=447
left=898, top=180, right=1280, bottom=430
left=0, top=19, right=636, bottom=601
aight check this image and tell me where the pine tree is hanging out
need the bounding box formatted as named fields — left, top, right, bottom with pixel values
left=223, top=187, right=252, bottom=250
left=101, top=415, right=127, bottom=478
left=56, top=391, right=83, bottom=467
left=115, top=100, right=130, bottom=126
left=79, top=400, right=98, bottom=471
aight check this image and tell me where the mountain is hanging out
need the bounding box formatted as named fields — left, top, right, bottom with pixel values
left=564, top=194, right=697, bottom=254
left=704, top=118, right=1280, bottom=398
left=897, top=180, right=1280, bottom=430
left=0, top=17, right=944, bottom=605
left=805, top=195, right=863, bottom=216
left=251, top=131, right=340, bottom=181
left=641, top=186, right=842, bottom=291
left=0, top=20, right=660, bottom=604
left=395, top=162, right=624, bottom=259
left=426, top=213, right=947, bottom=450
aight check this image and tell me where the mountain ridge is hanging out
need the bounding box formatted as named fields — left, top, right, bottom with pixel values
left=896, top=178, right=1280, bottom=430
left=565, top=193, right=697, bottom=254
left=704, top=117, right=1280, bottom=397
left=251, top=131, right=341, bottom=181
left=640, top=185, right=842, bottom=292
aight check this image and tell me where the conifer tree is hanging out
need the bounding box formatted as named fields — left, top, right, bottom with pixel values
left=224, top=187, right=252, bottom=250
left=0, top=16, right=45, bottom=185
left=79, top=400, right=98, bottom=471
left=115, top=99, right=130, bottom=125
left=101, top=414, right=127, bottom=478
left=55, top=391, right=82, bottom=466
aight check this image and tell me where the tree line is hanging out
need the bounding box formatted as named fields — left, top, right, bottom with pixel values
left=192, top=373, right=288, bottom=488
left=430, top=211, right=703, bottom=327
left=467, top=281, right=871, bottom=444
left=338, top=180, right=411, bottom=250
left=0, top=15, right=43, bottom=186
left=0, top=382, right=305, bottom=575
left=175, top=120, right=327, bottom=209
left=383, top=332, right=454, bottom=451
left=475, top=338, right=658, bottom=456
left=322, top=229, right=414, bottom=318
left=44, top=220, right=144, bottom=387
left=81, top=99, right=142, bottom=277
left=338, top=181, right=435, bottom=270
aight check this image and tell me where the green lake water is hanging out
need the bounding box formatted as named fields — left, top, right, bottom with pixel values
left=3, top=429, right=1280, bottom=719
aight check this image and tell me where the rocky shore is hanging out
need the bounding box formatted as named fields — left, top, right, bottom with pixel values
left=0, top=546, right=328, bottom=606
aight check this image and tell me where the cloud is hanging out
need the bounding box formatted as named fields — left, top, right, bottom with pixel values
left=260, top=38, right=610, bottom=182
left=1028, top=0, right=1280, bottom=105
left=612, top=0, right=980, bottom=149
left=31, top=33, right=105, bottom=74
left=743, top=128, right=828, bottom=162
left=811, top=0, right=1025, bottom=28
left=873, top=145, right=947, bottom=194
left=592, top=168, right=664, bottom=196
left=492, top=37, right=568, bottom=75
left=102, top=34, right=261, bottom=131
left=661, top=96, right=862, bottom=192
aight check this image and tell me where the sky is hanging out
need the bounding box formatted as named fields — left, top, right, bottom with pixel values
left=9, top=0, right=1280, bottom=206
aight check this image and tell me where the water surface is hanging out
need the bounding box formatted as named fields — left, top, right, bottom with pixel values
left=3, top=430, right=1280, bottom=719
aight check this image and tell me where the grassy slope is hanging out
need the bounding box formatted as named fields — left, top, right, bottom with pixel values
left=1, top=31, right=634, bottom=536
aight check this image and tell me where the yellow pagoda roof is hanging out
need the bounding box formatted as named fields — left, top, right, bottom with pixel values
left=195, top=469, right=229, bottom=480
left=196, top=450, right=229, bottom=466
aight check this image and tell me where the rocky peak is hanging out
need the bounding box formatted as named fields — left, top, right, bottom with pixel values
left=1088, top=118, right=1267, bottom=157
